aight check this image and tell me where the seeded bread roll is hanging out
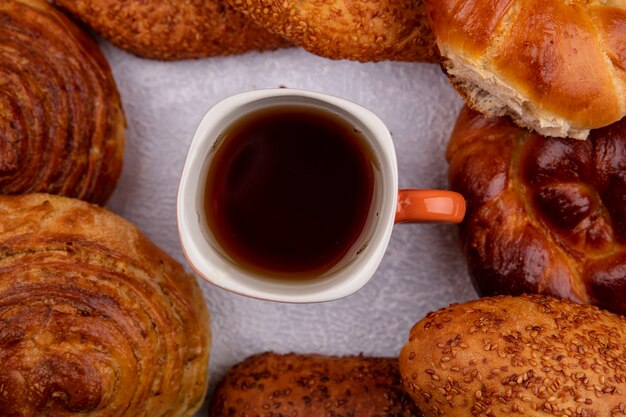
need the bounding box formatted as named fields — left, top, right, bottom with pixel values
left=400, top=295, right=626, bottom=417
left=424, top=0, right=626, bottom=139
left=226, top=0, right=439, bottom=62
left=210, top=352, right=423, bottom=417
left=53, top=0, right=289, bottom=60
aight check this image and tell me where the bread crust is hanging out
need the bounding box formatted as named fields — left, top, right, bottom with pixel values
left=425, top=0, right=626, bottom=138
left=210, top=352, right=422, bottom=417
left=226, top=0, right=439, bottom=62
left=0, top=0, right=125, bottom=204
left=447, top=106, right=626, bottom=315
left=0, top=194, right=211, bottom=417
left=400, top=294, right=626, bottom=417
left=53, top=0, right=289, bottom=60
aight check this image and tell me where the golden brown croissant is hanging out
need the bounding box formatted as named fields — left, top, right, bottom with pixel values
left=0, top=0, right=125, bottom=204
left=0, top=194, right=211, bottom=417
left=447, top=105, right=626, bottom=315
left=425, top=0, right=626, bottom=139
left=210, top=352, right=422, bottom=417
left=400, top=295, right=626, bottom=417
left=53, top=0, right=289, bottom=61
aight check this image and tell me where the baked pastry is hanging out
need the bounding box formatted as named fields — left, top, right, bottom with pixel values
left=53, top=0, right=289, bottom=60
left=210, top=352, right=422, bottom=417
left=226, top=0, right=439, bottom=62
left=0, top=194, right=211, bottom=417
left=400, top=294, right=626, bottom=417
left=424, top=0, right=626, bottom=139
left=447, top=105, right=626, bottom=315
left=0, top=0, right=125, bottom=204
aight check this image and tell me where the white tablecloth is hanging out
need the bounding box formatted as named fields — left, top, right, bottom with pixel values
left=101, top=42, right=478, bottom=415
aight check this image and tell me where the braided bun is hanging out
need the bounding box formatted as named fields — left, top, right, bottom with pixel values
left=447, top=106, right=626, bottom=315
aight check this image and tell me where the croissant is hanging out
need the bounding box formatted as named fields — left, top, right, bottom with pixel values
left=425, top=0, right=626, bottom=139
left=0, top=0, right=125, bottom=204
left=447, top=105, right=626, bottom=315
left=0, top=194, right=211, bottom=417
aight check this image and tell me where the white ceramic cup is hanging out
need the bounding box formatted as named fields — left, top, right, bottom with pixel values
left=177, top=89, right=464, bottom=303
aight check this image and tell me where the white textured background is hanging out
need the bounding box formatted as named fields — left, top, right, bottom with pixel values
left=101, top=43, right=478, bottom=415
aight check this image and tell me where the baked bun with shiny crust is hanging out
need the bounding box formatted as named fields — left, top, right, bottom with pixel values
left=0, top=0, right=125, bottom=204
left=226, top=0, right=439, bottom=62
left=53, top=0, right=289, bottom=60
left=424, top=0, right=626, bottom=139
left=400, top=294, right=626, bottom=417
left=210, top=352, right=422, bottom=417
left=447, top=105, right=626, bottom=315
left=0, top=194, right=211, bottom=417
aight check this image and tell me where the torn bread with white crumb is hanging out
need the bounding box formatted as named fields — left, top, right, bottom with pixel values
left=424, top=0, right=626, bottom=139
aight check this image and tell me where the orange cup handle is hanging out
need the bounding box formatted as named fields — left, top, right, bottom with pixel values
left=395, top=190, right=466, bottom=224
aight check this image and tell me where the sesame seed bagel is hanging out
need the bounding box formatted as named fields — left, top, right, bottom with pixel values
left=400, top=295, right=626, bottom=417
left=226, top=0, right=439, bottom=62
left=53, top=0, right=289, bottom=60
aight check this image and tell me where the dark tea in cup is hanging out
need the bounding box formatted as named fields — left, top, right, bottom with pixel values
left=203, top=104, right=377, bottom=279
left=178, top=88, right=465, bottom=302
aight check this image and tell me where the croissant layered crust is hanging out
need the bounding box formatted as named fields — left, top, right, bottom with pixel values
left=0, top=0, right=125, bottom=204
left=447, top=106, right=626, bottom=315
left=0, top=194, right=211, bottom=417
left=426, top=0, right=626, bottom=138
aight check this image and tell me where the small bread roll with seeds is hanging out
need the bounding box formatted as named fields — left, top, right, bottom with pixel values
left=226, top=0, right=439, bottom=62
left=400, top=295, right=626, bottom=417
left=210, top=352, right=423, bottom=417
left=53, top=0, right=289, bottom=60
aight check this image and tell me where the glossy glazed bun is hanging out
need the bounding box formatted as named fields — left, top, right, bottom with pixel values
left=447, top=106, right=626, bottom=315
left=425, top=0, right=626, bottom=139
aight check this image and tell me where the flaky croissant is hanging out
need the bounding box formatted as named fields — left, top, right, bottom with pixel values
left=0, top=0, right=125, bottom=204
left=447, top=106, right=626, bottom=315
left=0, top=194, right=210, bottom=417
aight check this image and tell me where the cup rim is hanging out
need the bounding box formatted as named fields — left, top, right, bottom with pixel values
left=177, top=88, right=398, bottom=303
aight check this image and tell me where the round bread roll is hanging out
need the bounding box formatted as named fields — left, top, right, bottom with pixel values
left=210, top=352, right=422, bottom=417
left=447, top=106, right=626, bottom=315
left=53, top=0, right=289, bottom=60
left=0, top=194, right=211, bottom=417
left=424, top=0, right=626, bottom=139
left=226, top=0, right=439, bottom=62
left=400, top=294, right=626, bottom=417
left=0, top=0, right=125, bottom=204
